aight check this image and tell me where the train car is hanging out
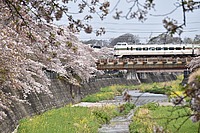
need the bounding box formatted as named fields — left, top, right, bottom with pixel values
left=114, top=42, right=200, bottom=58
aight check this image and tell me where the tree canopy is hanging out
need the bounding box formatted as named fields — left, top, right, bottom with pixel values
left=1, top=0, right=200, bottom=36
left=0, top=0, right=200, bottom=125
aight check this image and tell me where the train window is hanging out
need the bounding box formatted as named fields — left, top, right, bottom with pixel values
left=183, top=46, right=185, bottom=50
left=175, top=47, right=181, bottom=50
left=156, top=47, right=161, bottom=50
left=149, top=47, right=155, bottom=51
left=143, top=47, right=148, bottom=51
left=122, top=43, right=126, bottom=45
left=186, top=47, right=192, bottom=49
left=169, top=47, right=174, bottom=50
left=136, top=47, right=142, bottom=51
left=163, top=47, right=168, bottom=50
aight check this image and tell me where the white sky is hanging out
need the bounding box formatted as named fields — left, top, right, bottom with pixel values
left=56, top=0, right=200, bottom=43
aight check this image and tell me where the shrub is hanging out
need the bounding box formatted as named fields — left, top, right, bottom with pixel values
left=129, top=118, right=151, bottom=133
left=129, top=107, right=154, bottom=133
left=81, top=92, right=115, bottom=102
left=129, top=105, right=199, bottom=133
left=18, top=106, right=100, bottom=133
left=118, top=103, right=135, bottom=115
left=82, top=85, right=130, bottom=102
left=93, top=110, right=111, bottom=124
left=143, top=85, right=170, bottom=95
left=142, top=102, right=159, bottom=110
left=18, top=105, right=122, bottom=133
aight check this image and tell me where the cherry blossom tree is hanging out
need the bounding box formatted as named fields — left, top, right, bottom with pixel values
left=0, top=0, right=200, bottom=125
left=0, top=5, right=107, bottom=121
left=1, top=0, right=200, bottom=36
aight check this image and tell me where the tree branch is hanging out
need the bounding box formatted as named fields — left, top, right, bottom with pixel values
left=181, top=0, right=186, bottom=26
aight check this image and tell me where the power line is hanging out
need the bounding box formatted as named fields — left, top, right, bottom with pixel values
left=102, top=29, right=199, bottom=34
left=96, top=27, right=200, bottom=31
left=89, top=21, right=200, bottom=26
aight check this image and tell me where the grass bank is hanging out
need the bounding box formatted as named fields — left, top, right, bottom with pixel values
left=82, top=75, right=185, bottom=102
left=129, top=103, right=199, bottom=133
left=18, top=75, right=188, bottom=132
left=18, top=103, right=135, bottom=133
left=131, top=75, right=185, bottom=96
left=81, top=84, right=135, bottom=102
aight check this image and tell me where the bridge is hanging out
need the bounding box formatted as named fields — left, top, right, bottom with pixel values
left=96, top=57, right=192, bottom=72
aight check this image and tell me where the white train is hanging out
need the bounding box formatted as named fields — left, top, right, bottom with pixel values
left=114, top=42, right=200, bottom=58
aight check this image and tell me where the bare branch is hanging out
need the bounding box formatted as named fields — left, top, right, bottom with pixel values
left=150, top=6, right=180, bottom=17
left=181, top=0, right=186, bottom=26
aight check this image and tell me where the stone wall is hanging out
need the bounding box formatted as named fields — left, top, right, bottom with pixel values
left=0, top=73, right=177, bottom=133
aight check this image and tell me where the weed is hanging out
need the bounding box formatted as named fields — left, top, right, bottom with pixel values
left=130, top=105, right=199, bottom=133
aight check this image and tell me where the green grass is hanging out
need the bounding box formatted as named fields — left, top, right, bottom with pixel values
left=129, top=103, right=199, bottom=133
left=82, top=75, right=185, bottom=102
left=18, top=106, right=100, bottom=133
left=18, top=103, right=135, bottom=133
left=82, top=75, right=184, bottom=102
left=81, top=84, right=136, bottom=102
left=151, top=106, right=199, bottom=133
left=129, top=75, right=186, bottom=99
left=132, top=75, right=184, bottom=92
left=81, top=91, right=115, bottom=102
left=18, top=75, right=189, bottom=133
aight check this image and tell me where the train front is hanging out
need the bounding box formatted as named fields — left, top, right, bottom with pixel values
left=114, top=42, right=128, bottom=58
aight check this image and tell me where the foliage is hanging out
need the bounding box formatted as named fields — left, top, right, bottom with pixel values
left=129, top=74, right=200, bottom=124
left=194, top=35, right=200, bottom=44
left=18, top=102, right=135, bottom=133
left=0, top=4, right=118, bottom=121
left=0, top=0, right=110, bottom=35
left=186, top=68, right=200, bottom=122
left=82, top=75, right=186, bottom=103
left=141, top=102, right=159, bottom=111
left=18, top=105, right=119, bottom=133
left=188, top=58, right=200, bottom=72
left=142, top=85, right=171, bottom=95
left=1, top=0, right=200, bottom=37
left=93, top=109, right=111, bottom=124
left=131, top=75, right=184, bottom=95
left=150, top=106, right=199, bottom=133
left=92, top=103, right=135, bottom=125
left=148, top=34, right=182, bottom=44
left=92, top=105, right=119, bottom=125
left=169, top=91, right=186, bottom=99
left=0, top=20, right=107, bottom=120
left=18, top=106, right=99, bottom=133
left=129, top=105, right=155, bottom=133
left=183, top=37, right=193, bottom=44
left=81, top=91, right=115, bottom=102
left=118, top=102, right=135, bottom=115
left=0, top=0, right=200, bottom=127
left=130, top=104, right=199, bottom=133
left=81, top=85, right=136, bottom=102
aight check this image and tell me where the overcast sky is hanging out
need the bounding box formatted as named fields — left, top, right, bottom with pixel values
left=56, top=0, right=200, bottom=43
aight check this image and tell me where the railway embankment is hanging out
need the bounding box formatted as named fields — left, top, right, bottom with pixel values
left=1, top=72, right=178, bottom=133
